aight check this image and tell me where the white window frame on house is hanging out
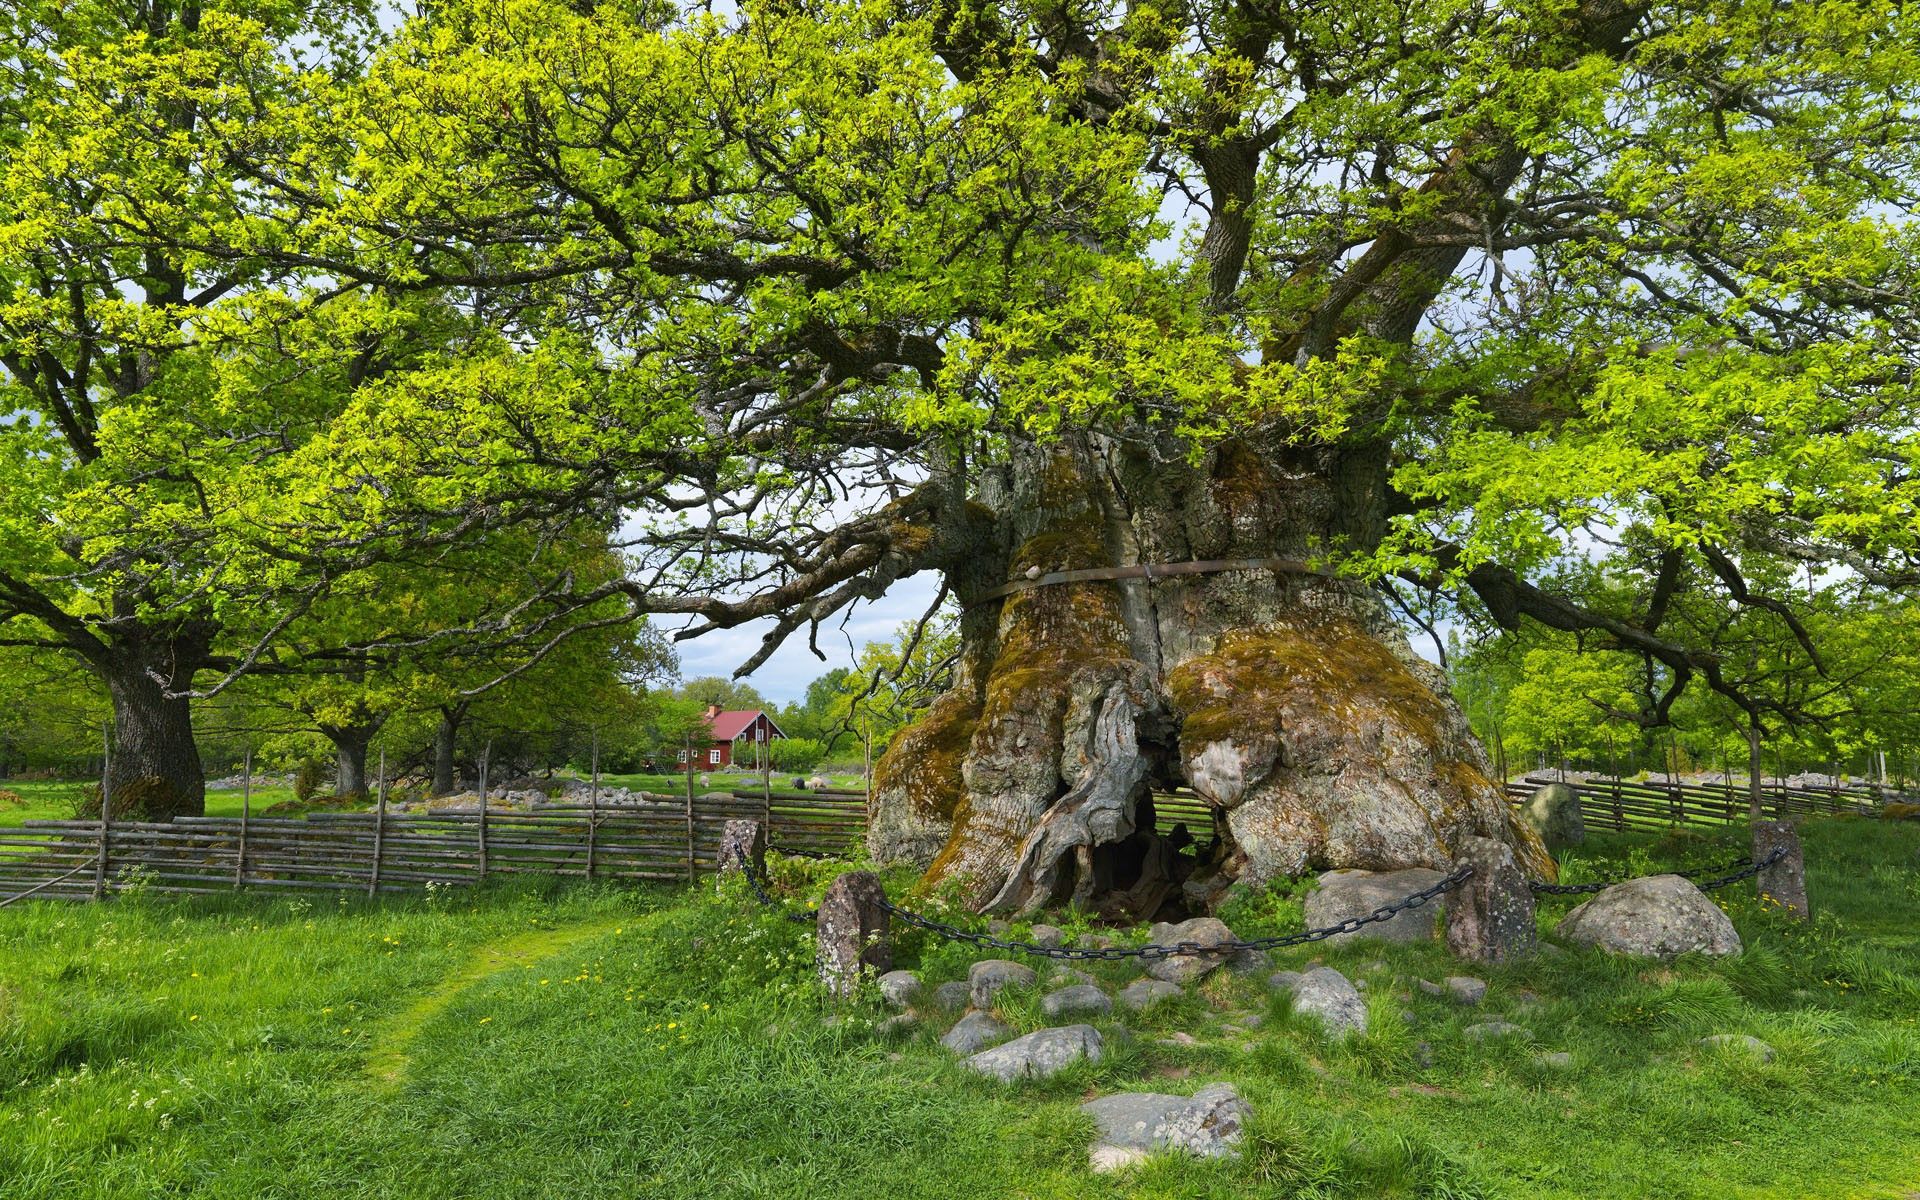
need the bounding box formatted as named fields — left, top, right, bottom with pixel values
left=709, top=748, right=722, bottom=765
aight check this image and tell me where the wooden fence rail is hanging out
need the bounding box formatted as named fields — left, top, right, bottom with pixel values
left=2, top=773, right=1899, bottom=904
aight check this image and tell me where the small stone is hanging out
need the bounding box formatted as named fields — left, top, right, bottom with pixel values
left=932, top=980, right=972, bottom=1010
left=1513, top=989, right=1544, bottom=1009
left=1159, top=1031, right=1199, bottom=1047
left=964, top=1025, right=1104, bottom=1082
left=986, top=919, right=1012, bottom=936
left=1028, top=923, right=1066, bottom=949
left=1041, top=984, right=1113, bottom=1019
left=1227, top=947, right=1272, bottom=975
left=878, top=1013, right=917, bottom=1037
left=1417, top=978, right=1444, bottom=998
left=1144, top=918, right=1239, bottom=984
left=1077, top=932, right=1115, bottom=950
left=1289, top=967, right=1368, bottom=1038
left=969, top=959, right=1038, bottom=1009
left=1555, top=875, right=1742, bottom=959
left=1082, top=1083, right=1251, bottom=1172
left=1304, top=869, right=1448, bottom=944
left=877, top=969, right=922, bottom=1009
left=1049, top=966, right=1096, bottom=988
left=1267, top=970, right=1303, bottom=993
left=1535, top=1051, right=1573, bottom=1069
left=1444, top=976, right=1488, bottom=1006
left=1414, top=1041, right=1434, bottom=1068
left=940, top=1011, right=1010, bottom=1055
left=1118, top=978, right=1183, bottom=1010
left=1698, top=1034, right=1776, bottom=1063
left=1464, top=1021, right=1530, bottom=1042
left=1353, top=978, right=1368, bottom=991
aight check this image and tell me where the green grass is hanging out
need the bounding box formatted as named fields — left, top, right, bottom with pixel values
left=2, top=820, right=1918, bottom=1198
left=0, top=780, right=301, bottom=828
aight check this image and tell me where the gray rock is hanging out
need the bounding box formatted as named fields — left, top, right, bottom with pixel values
left=1555, top=875, right=1742, bottom=960
left=1535, top=1051, right=1573, bottom=1069
left=986, top=919, right=1012, bottom=935
left=1464, top=1021, right=1529, bottom=1041
left=969, top=959, right=1038, bottom=1009
left=1445, top=976, right=1487, bottom=1006
left=1520, top=782, right=1586, bottom=851
left=878, top=1013, right=917, bottom=1037
left=877, top=969, right=922, bottom=1009
left=964, top=1024, right=1104, bottom=1082
left=933, top=980, right=972, bottom=1010
left=1304, top=869, right=1449, bottom=944
left=1267, top=970, right=1303, bottom=993
left=1227, top=947, right=1272, bottom=975
left=1289, top=966, right=1368, bottom=1038
left=1414, top=1041, right=1434, bottom=1068
left=1417, top=978, right=1445, bottom=998
left=1028, top=923, right=1066, bottom=949
left=940, top=1010, right=1010, bottom=1054
left=1158, top=1031, right=1198, bottom=1048
left=1077, top=932, right=1115, bottom=950
left=1082, top=1083, right=1251, bottom=1172
left=1049, top=966, right=1096, bottom=988
left=1699, top=1034, right=1775, bottom=1063
left=816, top=871, right=890, bottom=999
left=1144, top=918, right=1239, bottom=984
left=1445, top=835, right=1538, bottom=964
left=1118, top=978, right=1184, bottom=1010
left=1753, top=820, right=1809, bottom=920
left=1041, top=984, right=1113, bottom=1019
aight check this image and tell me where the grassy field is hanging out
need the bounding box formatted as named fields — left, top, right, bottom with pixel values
left=0, top=780, right=300, bottom=829
left=1, top=819, right=1917, bottom=1198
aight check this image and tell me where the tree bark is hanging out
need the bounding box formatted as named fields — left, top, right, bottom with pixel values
left=92, top=631, right=209, bottom=821
left=324, top=721, right=382, bottom=800
left=867, top=432, right=1552, bottom=917
left=432, top=706, right=466, bottom=797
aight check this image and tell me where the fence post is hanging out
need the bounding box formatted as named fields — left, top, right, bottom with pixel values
left=684, top=734, right=696, bottom=885
left=586, top=728, right=599, bottom=880
left=93, top=724, right=110, bottom=901
left=1445, top=836, right=1536, bottom=964
left=236, top=746, right=252, bottom=888
left=477, top=742, right=490, bottom=880
left=817, top=870, right=890, bottom=999
left=369, top=748, right=386, bottom=897
left=762, top=729, right=772, bottom=833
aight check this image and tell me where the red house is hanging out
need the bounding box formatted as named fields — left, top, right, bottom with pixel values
left=683, top=705, right=785, bottom=769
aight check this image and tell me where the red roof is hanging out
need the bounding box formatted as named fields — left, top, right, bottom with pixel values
left=705, top=709, right=785, bottom=741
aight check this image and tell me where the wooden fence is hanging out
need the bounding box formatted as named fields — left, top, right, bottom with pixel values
left=1503, top=773, right=1893, bottom=832
left=0, top=786, right=867, bottom=904
left=2, top=772, right=1901, bottom=905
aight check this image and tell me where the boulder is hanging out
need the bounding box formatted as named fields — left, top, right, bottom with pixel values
left=932, top=980, right=972, bottom=1010
left=1303, top=868, right=1448, bottom=944
left=1752, top=820, right=1809, bottom=919
left=964, top=1025, right=1104, bottom=1082
left=1554, top=875, right=1741, bottom=959
left=816, top=871, right=890, bottom=999
left=1144, top=917, right=1239, bottom=984
left=1118, top=979, right=1184, bottom=1010
left=877, top=970, right=922, bottom=1009
left=1081, top=1083, right=1251, bottom=1172
left=1699, top=1034, right=1775, bottom=1063
left=968, top=959, right=1038, bottom=1009
left=1267, top=970, right=1303, bottom=993
left=1227, top=947, right=1272, bottom=975
left=940, top=1011, right=1010, bottom=1054
left=1519, top=782, right=1586, bottom=851
left=1289, top=967, right=1367, bottom=1038
left=1445, top=835, right=1538, bottom=964
left=1042, top=984, right=1113, bottom=1019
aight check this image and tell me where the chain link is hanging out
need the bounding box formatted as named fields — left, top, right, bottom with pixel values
left=736, top=844, right=1788, bottom=957
left=1527, top=847, right=1788, bottom=896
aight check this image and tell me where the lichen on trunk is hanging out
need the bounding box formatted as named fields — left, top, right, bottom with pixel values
left=866, top=432, right=1549, bottom=918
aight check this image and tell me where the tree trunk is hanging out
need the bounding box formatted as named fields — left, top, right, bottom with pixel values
left=1746, top=723, right=1765, bottom=823
left=95, top=634, right=208, bottom=821
left=323, top=722, right=382, bottom=800
left=432, top=707, right=464, bottom=797
left=868, top=433, right=1551, bottom=917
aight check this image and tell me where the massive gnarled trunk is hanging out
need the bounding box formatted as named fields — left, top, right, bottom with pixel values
left=868, top=432, right=1550, bottom=918
left=92, top=630, right=210, bottom=821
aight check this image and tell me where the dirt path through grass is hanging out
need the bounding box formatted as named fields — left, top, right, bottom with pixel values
left=364, top=918, right=627, bottom=1087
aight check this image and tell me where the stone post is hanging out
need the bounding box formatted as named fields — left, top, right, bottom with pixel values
left=716, top=819, right=767, bottom=892
left=1751, top=819, right=1809, bottom=920
left=817, top=870, right=891, bottom=999
left=1445, top=835, right=1538, bottom=964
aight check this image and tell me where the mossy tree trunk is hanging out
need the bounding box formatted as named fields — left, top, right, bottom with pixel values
left=90, top=626, right=212, bottom=821
left=867, top=432, right=1551, bottom=917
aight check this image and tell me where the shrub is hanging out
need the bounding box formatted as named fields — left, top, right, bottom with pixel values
left=293, top=758, right=327, bottom=803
